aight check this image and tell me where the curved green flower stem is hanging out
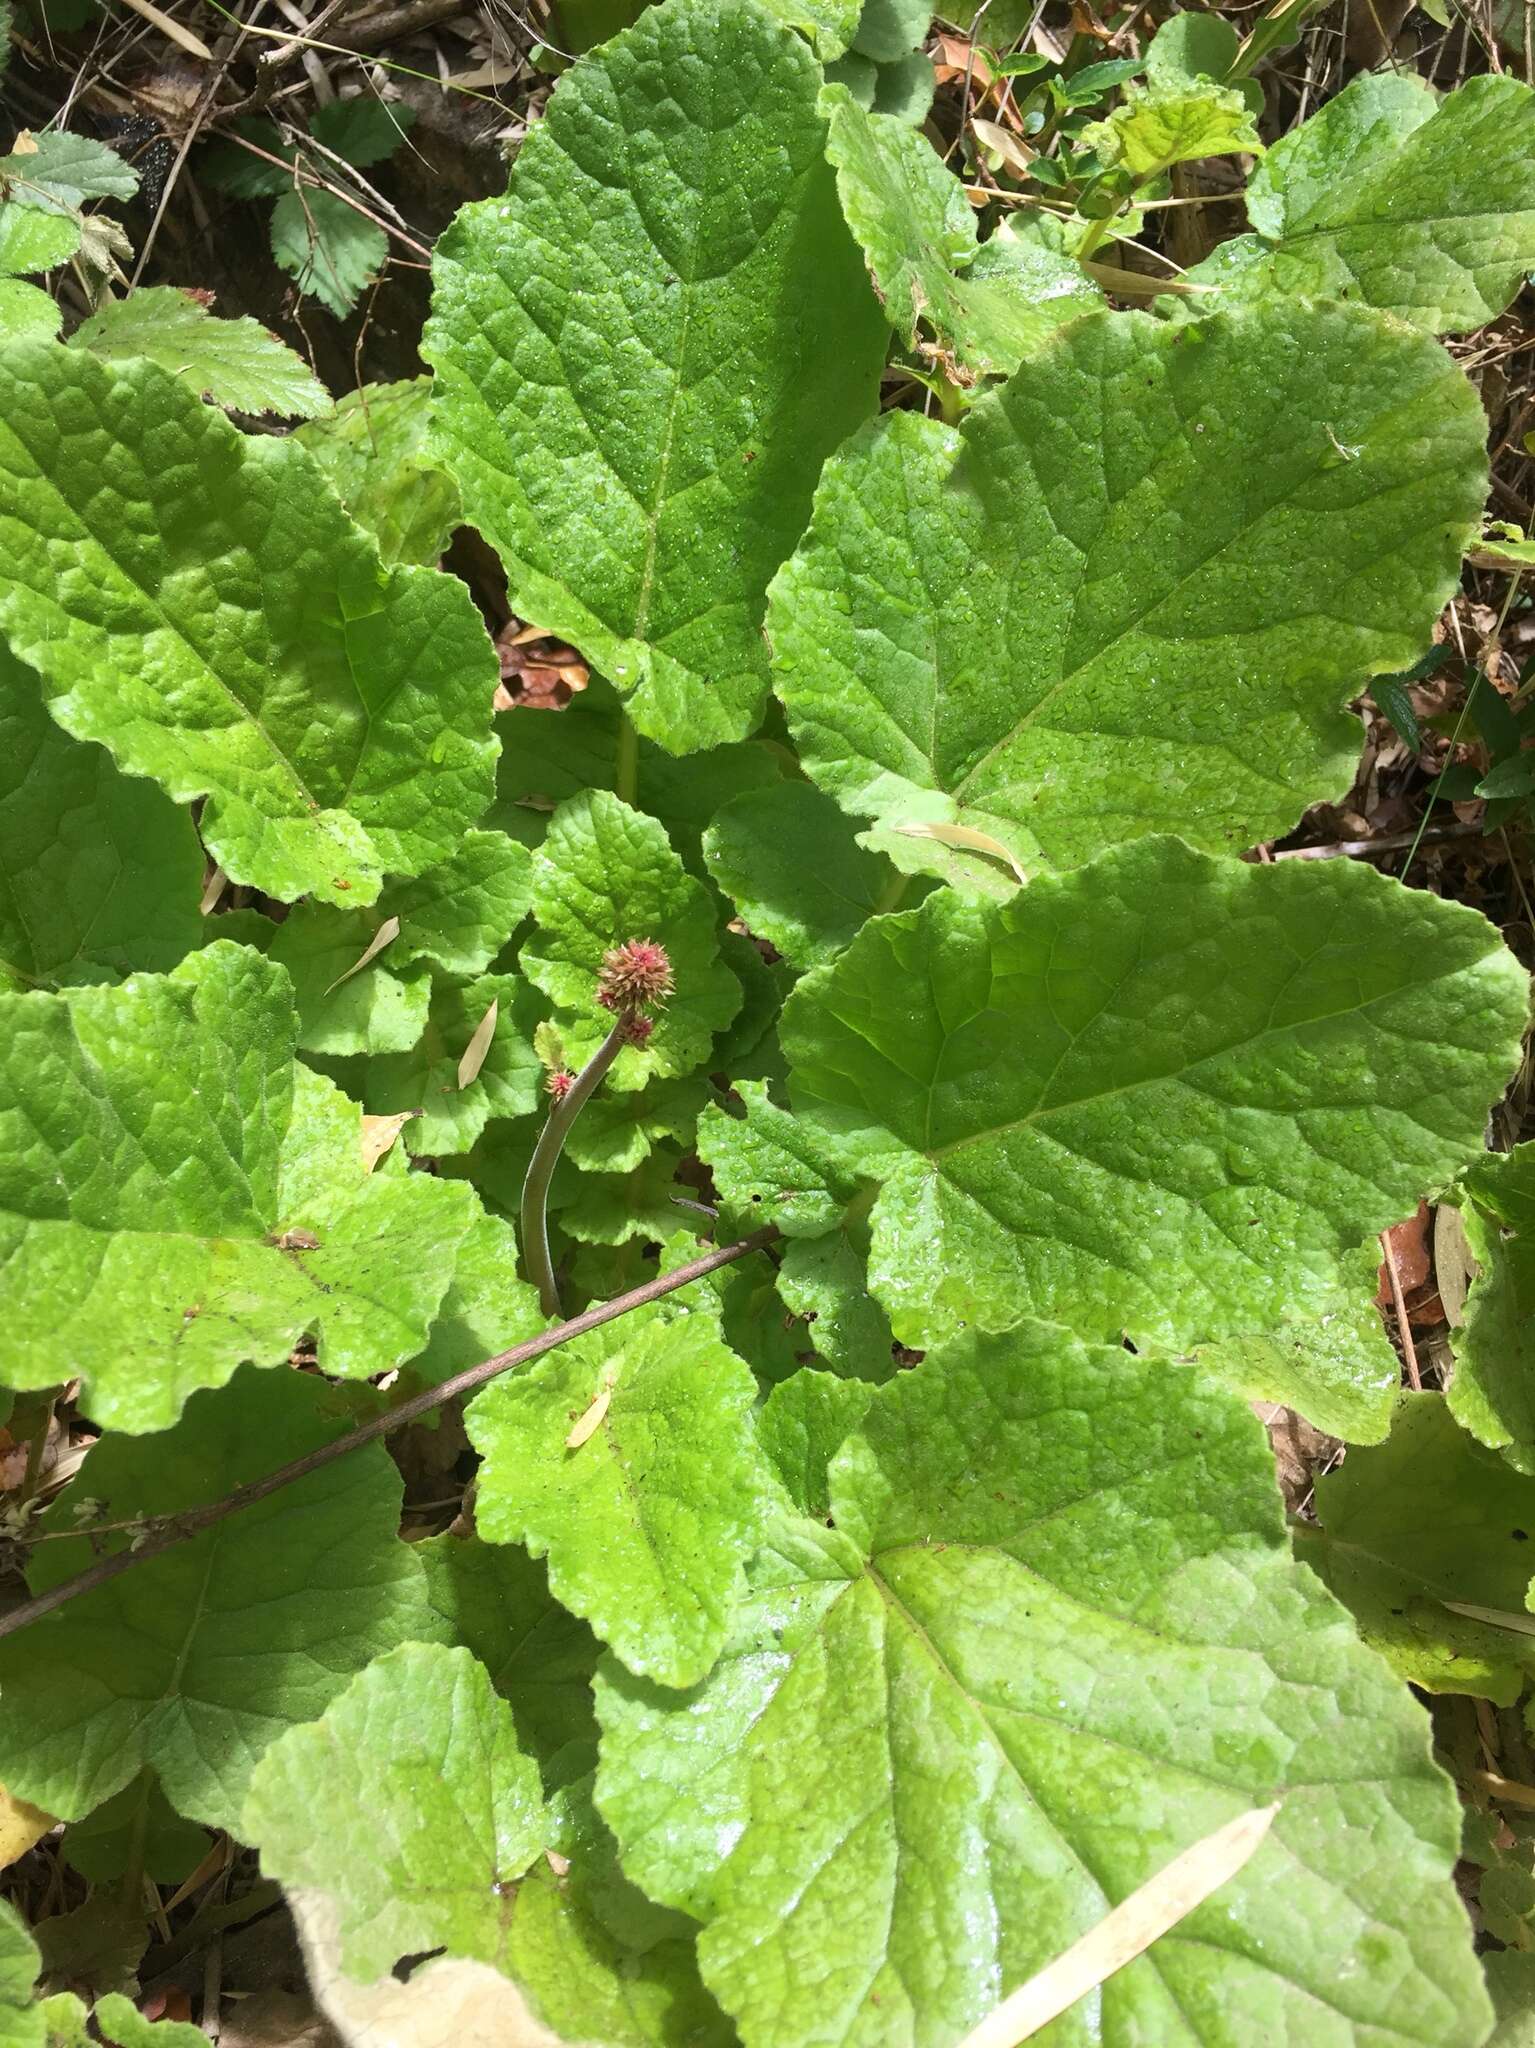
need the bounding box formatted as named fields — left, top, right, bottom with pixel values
left=521, top=1015, right=630, bottom=1316
left=615, top=708, right=639, bottom=807
left=0, top=1223, right=780, bottom=1645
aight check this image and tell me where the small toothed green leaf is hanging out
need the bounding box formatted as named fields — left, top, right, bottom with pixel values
left=769, top=302, right=1486, bottom=888
left=309, top=95, right=415, bottom=169
left=698, top=1080, right=888, bottom=1239
left=523, top=791, right=740, bottom=1087
left=425, top=0, right=885, bottom=753
left=468, top=1301, right=763, bottom=1686
left=595, top=1324, right=1492, bottom=2048
left=0, top=131, right=138, bottom=211
left=564, top=1074, right=708, bottom=1175
left=0, top=1366, right=434, bottom=1831
left=292, top=378, right=462, bottom=567
left=558, top=1142, right=693, bottom=1247
left=0, top=647, right=204, bottom=991
left=245, top=1643, right=548, bottom=1982
left=270, top=189, right=386, bottom=318
left=822, top=92, right=1098, bottom=381
left=1299, top=1392, right=1535, bottom=1705
left=755, top=1367, right=872, bottom=1518
left=1184, top=74, right=1535, bottom=334
left=703, top=780, right=896, bottom=970
left=850, top=0, right=929, bottom=62
left=773, top=841, right=1526, bottom=1394
left=776, top=1230, right=898, bottom=1381
left=40, top=1994, right=206, bottom=2048
left=0, top=943, right=475, bottom=1428
left=0, top=344, right=498, bottom=908
left=67, top=290, right=330, bottom=418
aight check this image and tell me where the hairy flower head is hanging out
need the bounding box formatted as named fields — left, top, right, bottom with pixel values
left=597, top=938, right=673, bottom=1014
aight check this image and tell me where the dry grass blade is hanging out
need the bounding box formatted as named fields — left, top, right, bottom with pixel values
left=323, top=915, right=400, bottom=995
left=956, top=1804, right=1281, bottom=2048
left=112, top=0, right=214, bottom=59
left=893, top=819, right=1029, bottom=886
left=564, top=1383, right=612, bottom=1449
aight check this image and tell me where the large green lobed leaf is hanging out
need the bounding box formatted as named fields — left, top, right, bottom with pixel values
left=769, top=301, right=1487, bottom=891
left=0, top=343, right=498, bottom=906
left=597, top=1325, right=1490, bottom=2047
left=426, top=0, right=886, bottom=754
left=705, top=840, right=1526, bottom=1429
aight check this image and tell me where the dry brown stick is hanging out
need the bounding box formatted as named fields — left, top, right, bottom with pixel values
left=218, top=129, right=433, bottom=257
left=326, top=0, right=471, bottom=49
left=0, top=1225, right=779, bottom=1645
left=1378, top=1227, right=1423, bottom=1392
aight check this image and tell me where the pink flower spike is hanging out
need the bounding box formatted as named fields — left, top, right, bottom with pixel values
left=597, top=937, right=674, bottom=1012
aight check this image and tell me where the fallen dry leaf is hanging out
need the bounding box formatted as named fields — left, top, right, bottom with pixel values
left=457, top=998, right=498, bottom=1090
left=360, top=1109, right=419, bottom=1173
left=565, top=1384, right=612, bottom=1449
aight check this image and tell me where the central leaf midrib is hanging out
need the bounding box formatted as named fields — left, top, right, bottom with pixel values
left=921, top=965, right=1444, bottom=1170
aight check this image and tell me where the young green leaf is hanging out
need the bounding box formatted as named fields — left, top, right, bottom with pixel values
left=270, top=188, right=386, bottom=317
left=67, top=289, right=330, bottom=417
left=1298, top=1392, right=1535, bottom=1704
left=755, top=1367, right=873, bottom=1517
left=264, top=903, right=431, bottom=1057
left=292, top=377, right=461, bottom=567
left=1081, top=77, right=1260, bottom=175
left=776, top=1230, right=898, bottom=1380
left=849, top=0, right=928, bottom=61
left=332, top=969, right=543, bottom=1156
left=0, top=943, right=475, bottom=1428
left=753, top=841, right=1525, bottom=1394
left=0, top=1367, right=435, bottom=1831
left=0, top=345, right=498, bottom=908
left=0, top=647, right=204, bottom=990
left=769, top=302, right=1487, bottom=890
left=1143, top=9, right=1239, bottom=84
left=245, top=1643, right=549, bottom=1982
left=1185, top=73, right=1535, bottom=334
left=1447, top=1143, right=1535, bottom=1469
left=420, top=1532, right=599, bottom=1770
left=523, top=791, right=740, bottom=1086
left=596, top=1324, right=1492, bottom=2048
left=563, top=1074, right=707, bottom=1175
left=467, top=1302, right=763, bottom=1687
left=426, top=0, right=885, bottom=753
left=703, top=780, right=898, bottom=971
left=697, top=1078, right=887, bottom=1238
left=821, top=89, right=1096, bottom=381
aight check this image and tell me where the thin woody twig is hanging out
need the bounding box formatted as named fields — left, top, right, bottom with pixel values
left=0, top=1225, right=779, bottom=1646
left=1379, top=1226, right=1423, bottom=1391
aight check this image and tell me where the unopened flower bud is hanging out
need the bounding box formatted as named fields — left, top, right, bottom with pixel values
left=546, top=1069, right=575, bottom=1102
left=620, top=1011, right=654, bottom=1047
